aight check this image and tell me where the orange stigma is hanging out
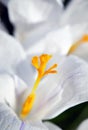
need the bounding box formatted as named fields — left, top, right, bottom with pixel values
left=67, top=34, right=88, bottom=55
left=20, top=54, right=58, bottom=119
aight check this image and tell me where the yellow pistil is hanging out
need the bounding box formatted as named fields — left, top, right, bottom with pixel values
left=67, top=34, right=88, bottom=55
left=20, top=54, right=58, bottom=119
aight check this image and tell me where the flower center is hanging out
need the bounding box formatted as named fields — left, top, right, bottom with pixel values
left=67, top=35, right=88, bottom=55
left=20, top=54, right=57, bottom=119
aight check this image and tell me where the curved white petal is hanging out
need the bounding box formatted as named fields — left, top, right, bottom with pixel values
left=14, top=75, right=29, bottom=115
left=8, top=0, right=63, bottom=25
left=60, top=0, right=88, bottom=26
left=25, top=121, right=48, bottom=130
left=8, top=0, right=63, bottom=50
left=59, top=0, right=88, bottom=60
left=0, top=74, right=49, bottom=130
left=25, top=55, right=88, bottom=121
left=63, top=24, right=88, bottom=62
left=58, top=0, right=88, bottom=61
left=0, top=73, right=16, bottom=109
left=72, top=43, right=88, bottom=62
left=16, top=23, right=88, bottom=62
left=0, top=103, right=48, bottom=130
left=0, top=103, right=21, bottom=130
left=22, top=26, right=72, bottom=57
left=77, top=119, right=88, bottom=130
left=0, top=30, right=24, bottom=73
left=0, top=30, right=35, bottom=86
left=44, top=122, right=62, bottom=130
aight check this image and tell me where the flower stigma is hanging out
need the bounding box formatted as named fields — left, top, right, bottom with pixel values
left=67, top=34, right=88, bottom=55
left=20, top=54, right=58, bottom=119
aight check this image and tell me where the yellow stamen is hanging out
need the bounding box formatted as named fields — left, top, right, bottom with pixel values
left=67, top=34, right=88, bottom=55
left=32, top=56, right=39, bottom=69
left=20, top=54, right=58, bottom=119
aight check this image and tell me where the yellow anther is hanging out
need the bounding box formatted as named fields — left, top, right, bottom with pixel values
left=40, top=54, right=52, bottom=63
left=67, top=34, right=88, bottom=55
left=38, top=54, right=52, bottom=76
left=20, top=54, right=58, bottom=119
left=32, top=56, right=39, bottom=69
left=81, top=35, right=88, bottom=42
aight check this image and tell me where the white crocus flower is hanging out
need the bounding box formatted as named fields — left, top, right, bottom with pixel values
left=77, top=119, right=88, bottom=130
left=0, top=27, right=88, bottom=129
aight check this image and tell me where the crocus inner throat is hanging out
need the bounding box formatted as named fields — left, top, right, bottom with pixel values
left=20, top=54, right=57, bottom=119
left=67, top=35, right=88, bottom=55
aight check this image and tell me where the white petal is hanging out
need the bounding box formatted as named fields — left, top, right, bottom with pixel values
left=25, top=121, right=48, bottom=130
left=14, top=75, right=29, bottom=115
left=64, top=24, right=88, bottom=62
left=58, top=0, right=88, bottom=60
left=26, top=55, right=88, bottom=121
left=44, top=122, right=62, bottom=130
left=56, top=0, right=63, bottom=7
left=22, top=26, right=72, bottom=57
left=60, top=0, right=88, bottom=26
left=77, top=119, right=88, bottom=130
left=0, top=30, right=35, bottom=86
left=8, top=0, right=63, bottom=25
left=0, top=103, right=48, bottom=130
left=0, top=30, right=24, bottom=73
left=8, top=0, right=63, bottom=48
left=0, top=103, right=21, bottom=130
left=72, top=43, right=88, bottom=62
left=0, top=73, right=16, bottom=109
left=14, top=23, right=88, bottom=63
left=14, top=21, right=59, bottom=45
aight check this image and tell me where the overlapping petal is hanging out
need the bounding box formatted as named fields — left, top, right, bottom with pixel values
left=8, top=0, right=63, bottom=48
left=0, top=73, right=51, bottom=130
left=60, top=0, right=88, bottom=25
left=0, top=103, right=50, bottom=130
left=59, top=0, right=88, bottom=62
left=0, top=103, right=21, bottom=130
left=22, top=26, right=72, bottom=57
left=0, top=30, right=35, bottom=86
left=8, top=0, right=63, bottom=25
left=0, top=73, right=16, bottom=109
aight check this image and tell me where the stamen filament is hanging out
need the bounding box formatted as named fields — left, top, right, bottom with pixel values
left=32, top=74, right=41, bottom=92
